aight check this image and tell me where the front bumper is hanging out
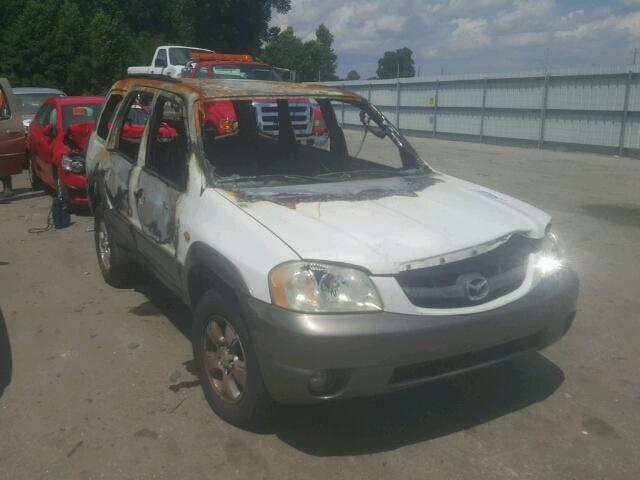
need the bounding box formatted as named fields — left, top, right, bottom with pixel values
left=58, top=170, right=88, bottom=206
left=241, top=267, right=579, bottom=404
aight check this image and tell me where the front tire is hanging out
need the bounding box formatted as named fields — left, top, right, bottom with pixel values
left=94, top=204, right=132, bottom=287
left=192, top=290, right=273, bottom=429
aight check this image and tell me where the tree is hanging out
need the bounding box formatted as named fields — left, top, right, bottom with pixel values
left=261, top=25, right=338, bottom=82
left=0, top=0, right=292, bottom=94
left=346, top=70, right=361, bottom=81
left=376, top=47, right=415, bottom=79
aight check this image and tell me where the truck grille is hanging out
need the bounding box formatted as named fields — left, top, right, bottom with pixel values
left=253, top=101, right=312, bottom=136
left=397, top=235, right=540, bottom=309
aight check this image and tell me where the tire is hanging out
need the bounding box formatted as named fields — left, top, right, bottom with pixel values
left=27, top=152, right=44, bottom=190
left=94, top=204, right=132, bottom=287
left=192, top=290, right=273, bottom=430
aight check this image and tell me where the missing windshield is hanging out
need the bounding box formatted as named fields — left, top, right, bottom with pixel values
left=201, top=97, right=429, bottom=187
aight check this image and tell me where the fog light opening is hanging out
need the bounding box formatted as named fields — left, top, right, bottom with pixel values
left=307, top=369, right=350, bottom=396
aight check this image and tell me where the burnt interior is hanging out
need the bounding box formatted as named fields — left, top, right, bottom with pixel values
left=397, top=235, right=541, bottom=308
left=202, top=98, right=420, bottom=180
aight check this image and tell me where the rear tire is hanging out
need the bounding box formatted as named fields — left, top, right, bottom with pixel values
left=192, top=290, right=274, bottom=430
left=94, top=204, right=133, bottom=287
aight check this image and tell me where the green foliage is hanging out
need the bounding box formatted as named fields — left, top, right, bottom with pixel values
left=345, top=70, right=361, bottom=81
left=261, top=24, right=338, bottom=82
left=376, top=47, right=415, bottom=79
left=0, top=0, right=291, bottom=94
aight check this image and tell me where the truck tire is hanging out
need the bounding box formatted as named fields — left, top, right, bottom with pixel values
left=192, top=290, right=273, bottom=430
left=94, top=204, right=132, bottom=287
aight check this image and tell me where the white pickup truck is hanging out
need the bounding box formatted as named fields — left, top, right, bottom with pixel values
left=127, top=46, right=215, bottom=79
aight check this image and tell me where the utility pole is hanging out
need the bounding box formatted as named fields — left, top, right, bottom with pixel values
left=633, top=48, right=638, bottom=66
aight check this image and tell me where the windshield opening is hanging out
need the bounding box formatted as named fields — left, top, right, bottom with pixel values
left=62, top=104, right=101, bottom=129
left=169, top=48, right=209, bottom=65
left=17, top=93, right=63, bottom=116
left=201, top=97, right=428, bottom=187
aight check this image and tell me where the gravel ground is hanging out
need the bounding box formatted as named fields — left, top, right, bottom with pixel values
left=0, top=137, right=639, bottom=479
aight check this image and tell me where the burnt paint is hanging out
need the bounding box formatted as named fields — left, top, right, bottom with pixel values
left=221, top=174, right=442, bottom=209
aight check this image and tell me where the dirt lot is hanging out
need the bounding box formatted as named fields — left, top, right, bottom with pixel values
left=1, top=137, right=639, bottom=479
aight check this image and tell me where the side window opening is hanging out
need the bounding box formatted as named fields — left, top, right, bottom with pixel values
left=116, top=91, right=154, bottom=162
left=97, top=94, right=123, bottom=140
left=196, top=66, right=209, bottom=78
left=35, top=105, right=53, bottom=126
left=157, top=48, right=168, bottom=66
left=145, top=95, right=189, bottom=190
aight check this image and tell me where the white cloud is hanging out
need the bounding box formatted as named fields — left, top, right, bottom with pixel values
left=271, top=0, right=640, bottom=78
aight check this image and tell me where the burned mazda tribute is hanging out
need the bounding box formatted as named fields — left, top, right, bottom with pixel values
left=85, top=76, right=579, bottom=428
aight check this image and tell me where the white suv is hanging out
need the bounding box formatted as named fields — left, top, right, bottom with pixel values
left=85, top=76, right=579, bottom=428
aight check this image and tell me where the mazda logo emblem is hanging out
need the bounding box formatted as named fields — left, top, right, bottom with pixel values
left=458, top=273, right=490, bottom=301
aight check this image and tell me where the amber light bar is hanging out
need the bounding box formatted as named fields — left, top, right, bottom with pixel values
left=190, top=53, right=253, bottom=62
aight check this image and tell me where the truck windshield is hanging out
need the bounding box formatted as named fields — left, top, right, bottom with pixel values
left=202, top=97, right=428, bottom=187
left=169, top=48, right=209, bottom=65
left=212, top=64, right=283, bottom=81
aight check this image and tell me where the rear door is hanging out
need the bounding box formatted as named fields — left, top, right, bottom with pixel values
left=0, top=78, right=26, bottom=176
left=132, top=93, right=190, bottom=288
left=102, top=90, right=156, bottom=252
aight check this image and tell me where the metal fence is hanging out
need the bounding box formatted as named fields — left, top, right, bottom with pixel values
left=321, top=66, right=640, bottom=157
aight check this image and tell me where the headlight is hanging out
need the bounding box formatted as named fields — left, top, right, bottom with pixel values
left=536, top=226, right=564, bottom=276
left=269, top=261, right=383, bottom=313
left=61, top=154, right=85, bottom=173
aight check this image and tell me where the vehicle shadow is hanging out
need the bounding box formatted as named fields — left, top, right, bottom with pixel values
left=128, top=272, right=565, bottom=457
left=132, top=271, right=192, bottom=339
left=0, top=188, right=47, bottom=204
left=0, top=307, right=12, bottom=399
left=273, top=352, right=564, bottom=456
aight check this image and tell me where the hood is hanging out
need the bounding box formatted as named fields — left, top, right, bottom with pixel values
left=218, top=173, right=551, bottom=275
left=64, top=122, right=95, bottom=153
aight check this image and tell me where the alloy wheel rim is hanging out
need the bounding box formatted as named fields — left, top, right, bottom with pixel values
left=97, top=221, right=111, bottom=271
left=202, top=316, right=247, bottom=404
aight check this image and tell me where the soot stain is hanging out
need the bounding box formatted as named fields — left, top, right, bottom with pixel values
left=581, top=204, right=640, bottom=228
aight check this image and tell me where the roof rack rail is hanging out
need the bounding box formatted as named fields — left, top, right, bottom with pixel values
left=124, top=73, right=182, bottom=83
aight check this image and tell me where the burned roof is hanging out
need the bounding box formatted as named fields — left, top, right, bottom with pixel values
left=112, top=77, right=360, bottom=101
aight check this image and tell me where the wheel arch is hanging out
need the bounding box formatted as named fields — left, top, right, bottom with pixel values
left=184, top=242, right=250, bottom=310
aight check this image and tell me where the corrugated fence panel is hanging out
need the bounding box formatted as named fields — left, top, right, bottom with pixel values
left=545, top=111, right=621, bottom=147
left=321, top=66, right=640, bottom=155
left=484, top=111, right=540, bottom=141
left=400, top=83, right=437, bottom=108
left=547, top=76, right=627, bottom=111
left=437, top=110, right=482, bottom=135
left=485, top=78, right=542, bottom=109
left=438, top=81, right=484, bottom=108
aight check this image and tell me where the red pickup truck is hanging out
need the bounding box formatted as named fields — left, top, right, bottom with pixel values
left=182, top=53, right=328, bottom=146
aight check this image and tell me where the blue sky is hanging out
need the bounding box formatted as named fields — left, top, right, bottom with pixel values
left=271, top=0, right=640, bottom=78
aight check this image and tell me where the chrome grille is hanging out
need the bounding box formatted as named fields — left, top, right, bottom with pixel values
left=397, top=235, right=540, bottom=308
left=253, top=101, right=312, bottom=137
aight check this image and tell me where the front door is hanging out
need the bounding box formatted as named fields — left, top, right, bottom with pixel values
left=133, top=93, right=189, bottom=288
left=0, top=78, right=26, bottom=177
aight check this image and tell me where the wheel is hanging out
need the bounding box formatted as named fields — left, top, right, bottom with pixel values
left=27, top=152, right=44, bottom=190
left=94, top=204, right=132, bottom=287
left=192, top=290, right=273, bottom=429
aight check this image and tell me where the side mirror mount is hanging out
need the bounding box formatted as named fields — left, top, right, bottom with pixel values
left=154, top=57, right=167, bottom=69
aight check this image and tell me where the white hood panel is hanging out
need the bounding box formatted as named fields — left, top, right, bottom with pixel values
left=219, top=173, right=550, bottom=275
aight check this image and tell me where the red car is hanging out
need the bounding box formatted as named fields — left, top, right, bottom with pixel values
left=27, top=96, right=103, bottom=206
